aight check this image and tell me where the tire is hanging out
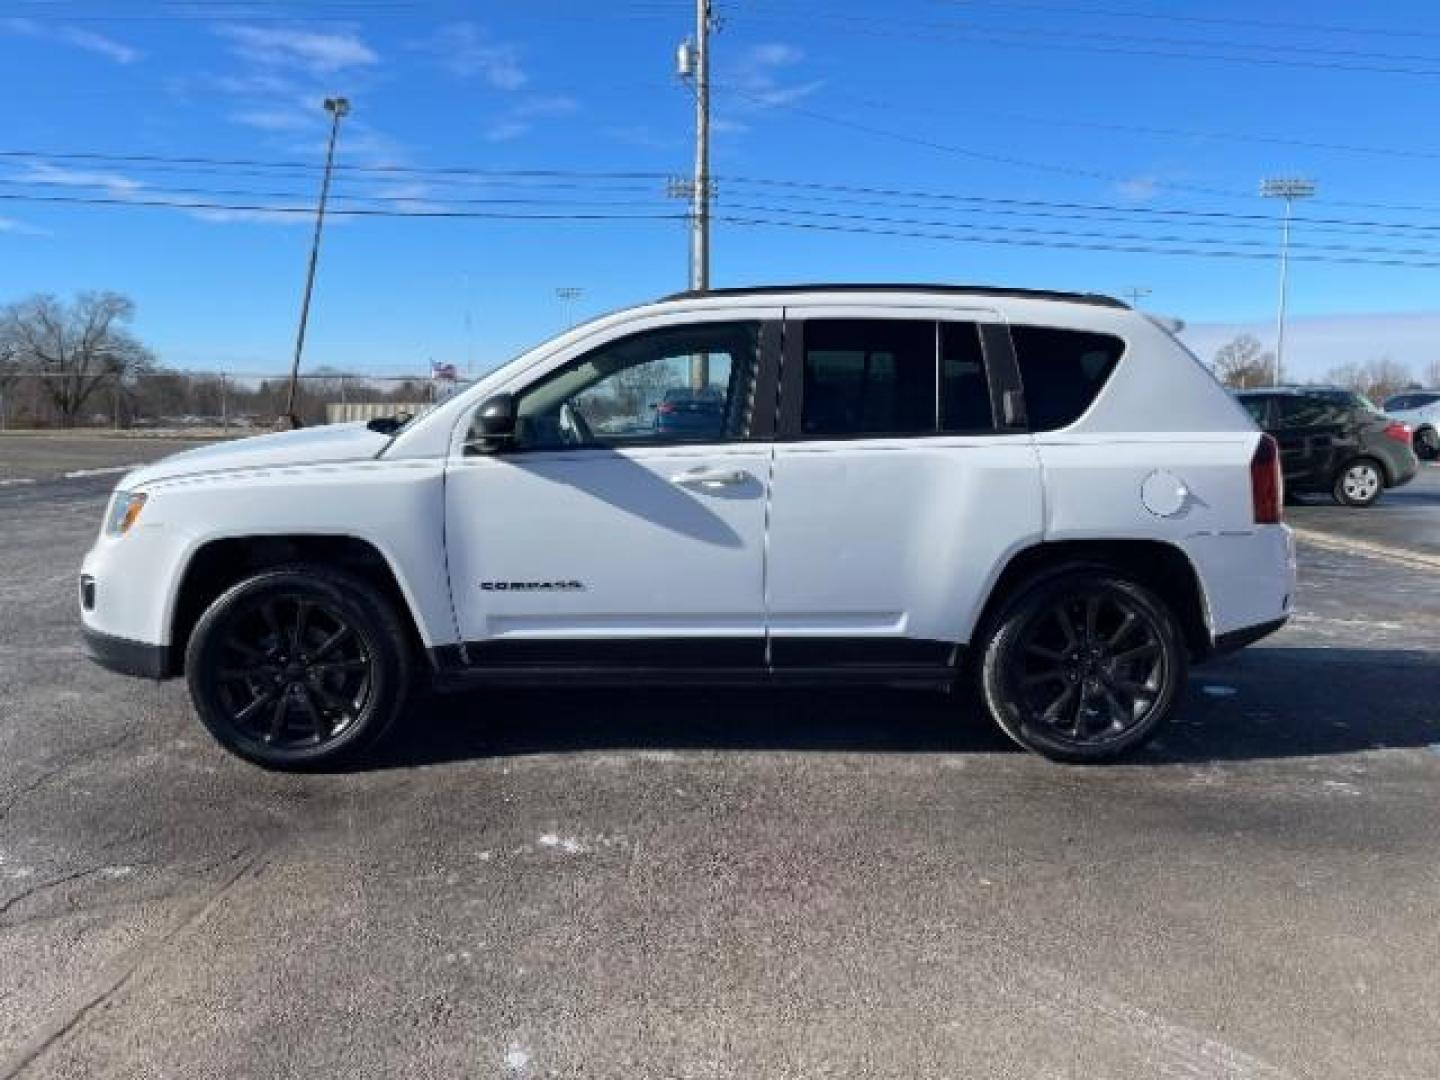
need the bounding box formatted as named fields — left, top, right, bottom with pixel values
left=1415, top=427, right=1439, bottom=462
left=184, top=566, right=412, bottom=770
left=977, top=571, right=1188, bottom=764
left=1332, top=458, right=1384, bottom=508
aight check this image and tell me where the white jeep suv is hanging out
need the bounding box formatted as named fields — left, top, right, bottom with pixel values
left=80, top=285, right=1295, bottom=768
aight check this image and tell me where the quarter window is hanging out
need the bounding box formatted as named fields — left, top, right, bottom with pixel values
left=511, top=322, right=760, bottom=449
left=1010, top=325, right=1125, bottom=431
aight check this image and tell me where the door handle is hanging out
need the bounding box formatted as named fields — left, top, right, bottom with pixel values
left=671, top=467, right=752, bottom=489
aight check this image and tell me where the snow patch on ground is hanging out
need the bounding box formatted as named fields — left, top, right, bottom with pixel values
left=62, top=464, right=139, bottom=479
left=504, top=1047, right=530, bottom=1071
left=538, top=833, right=587, bottom=854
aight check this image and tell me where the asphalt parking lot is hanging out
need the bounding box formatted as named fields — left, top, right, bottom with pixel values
left=2, top=437, right=1438, bottom=1079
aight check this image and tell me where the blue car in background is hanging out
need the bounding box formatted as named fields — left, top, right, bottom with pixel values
left=653, top=388, right=725, bottom=438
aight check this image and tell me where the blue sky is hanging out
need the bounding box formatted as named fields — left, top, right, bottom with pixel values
left=2, top=0, right=1440, bottom=381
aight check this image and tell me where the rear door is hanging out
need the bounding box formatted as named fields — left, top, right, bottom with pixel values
left=1272, top=395, right=1345, bottom=485
left=764, top=306, right=1043, bottom=672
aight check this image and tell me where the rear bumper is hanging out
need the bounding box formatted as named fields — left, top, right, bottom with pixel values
left=1387, top=454, right=1419, bottom=488
left=1210, top=615, right=1288, bottom=657
left=82, top=626, right=172, bottom=680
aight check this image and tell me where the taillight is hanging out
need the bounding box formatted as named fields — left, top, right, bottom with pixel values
left=1251, top=434, right=1283, bottom=524
left=657, top=402, right=677, bottom=415
left=1383, top=421, right=1412, bottom=444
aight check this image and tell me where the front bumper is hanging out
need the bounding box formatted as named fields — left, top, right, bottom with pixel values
left=82, top=625, right=172, bottom=680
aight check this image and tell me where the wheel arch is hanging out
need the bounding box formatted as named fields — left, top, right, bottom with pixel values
left=167, top=534, right=430, bottom=677
left=969, top=538, right=1213, bottom=661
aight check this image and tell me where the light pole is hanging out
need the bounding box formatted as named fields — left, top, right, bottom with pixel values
left=555, top=287, right=583, bottom=328
left=1260, top=176, right=1316, bottom=387
left=284, top=96, right=350, bottom=428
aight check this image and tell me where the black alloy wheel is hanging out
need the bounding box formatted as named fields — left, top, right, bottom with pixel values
left=186, top=567, right=410, bottom=769
left=980, top=572, right=1186, bottom=763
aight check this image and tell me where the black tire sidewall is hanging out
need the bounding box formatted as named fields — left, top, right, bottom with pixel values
left=1333, top=458, right=1383, bottom=507
left=185, top=567, right=410, bottom=770
left=979, top=572, right=1187, bottom=764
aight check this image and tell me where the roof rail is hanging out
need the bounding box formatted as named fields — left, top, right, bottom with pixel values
left=657, top=283, right=1130, bottom=309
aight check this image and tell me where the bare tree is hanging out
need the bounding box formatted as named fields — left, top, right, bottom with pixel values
left=1211, top=334, right=1275, bottom=389
left=1325, top=356, right=1414, bottom=404
left=0, top=292, right=155, bottom=427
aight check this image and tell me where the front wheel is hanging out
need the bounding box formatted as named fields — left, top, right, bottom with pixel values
left=185, top=566, right=412, bottom=770
left=1333, top=458, right=1384, bottom=507
left=977, top=572, right=1187, bottom=763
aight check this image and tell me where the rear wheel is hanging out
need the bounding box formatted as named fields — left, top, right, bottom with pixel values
left=184, top=566, right=411, bottom=770
left=1333, top=458, right=1384, bottom=507
left=1415, top=426, right=1438, bottom=461
left=978, top=571, right=1187, bottom=763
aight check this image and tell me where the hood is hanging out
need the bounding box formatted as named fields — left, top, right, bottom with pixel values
left=120, top=421, right=393, bottom=488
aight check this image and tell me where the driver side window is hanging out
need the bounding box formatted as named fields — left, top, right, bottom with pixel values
left=512, top=321, right=760, bottom=450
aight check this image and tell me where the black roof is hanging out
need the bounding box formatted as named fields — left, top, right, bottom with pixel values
left=659, top=283, right=1129, bottom=309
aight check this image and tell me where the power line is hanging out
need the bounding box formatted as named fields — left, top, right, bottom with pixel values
left=715, top=214, right=1440, bottom=271
left=714, top=89, right=1440, bottom=218
left=929, top=0, right=1440, bottom=42
left=715, top=201, right=1440, bottom=260
left=805, top=93, right=1440, bottom=166
left=0, top=191, right=686, bottom=222
left=728, top=6, right=1440, bottom=76
left=10, top=186, right=1440, bottom=269
left=12, top=147, right=1440, bottom=234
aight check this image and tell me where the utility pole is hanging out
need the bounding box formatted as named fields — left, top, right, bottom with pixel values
left=283, top=96, right=350, bottom=428
left=1260, top=176, right=1316, bottom=387
left=677, top=0, right=714, bottom=386
left=1123, top=286, right=1151, bottom=309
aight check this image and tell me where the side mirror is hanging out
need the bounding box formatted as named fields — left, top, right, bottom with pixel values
left=467, top=393, right=517, bottom=453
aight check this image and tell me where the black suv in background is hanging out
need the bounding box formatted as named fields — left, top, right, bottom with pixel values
left=1235, top=387, right=1419, bottom=507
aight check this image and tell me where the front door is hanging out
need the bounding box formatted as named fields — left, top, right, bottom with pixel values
left=445, top=315, right=779, bottom=669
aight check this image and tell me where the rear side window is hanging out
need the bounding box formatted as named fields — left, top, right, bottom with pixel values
left=798, top=319, right=996, bottom=438
left=940, top=322, right=992, bottom=431
left=1010, top=325, right=1124, bottom=431
left=801, top=319, right=936, bottom=437
left=1274, top=396, right=1343, bottom=429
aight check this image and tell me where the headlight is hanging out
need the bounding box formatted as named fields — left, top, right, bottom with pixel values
left=105, top=491, right=147, bottom=537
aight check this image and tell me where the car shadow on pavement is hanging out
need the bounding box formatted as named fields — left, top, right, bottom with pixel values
left=363, top=646, right=1440, bottom=771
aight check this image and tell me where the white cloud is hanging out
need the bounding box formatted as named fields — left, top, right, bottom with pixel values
left=413, top=23, right=526, bottom=89
left=1115, top=175, right=1160, bottom=202
left=217, top=24, right=378, bottom=75
left=229, top=107, right=319, bottom=133
left=0, top=216, right=50, bottom=237
left=2, top=17, right=140, bottom=64
left=59, top=27, right=140, bottom=64
left=22, top=162, right=144, bottom=197
left=1181, top=311, right=1440, bottom=383
left=726, top=42, right=823, bottom=112
left=483, top=95, right=579, bottom=141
